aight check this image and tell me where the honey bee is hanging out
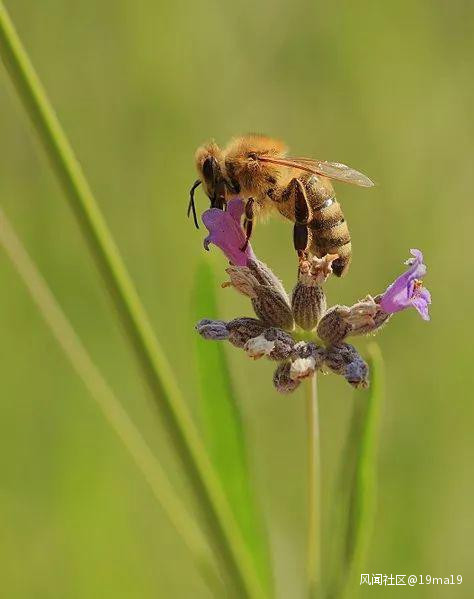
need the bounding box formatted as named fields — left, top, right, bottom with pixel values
left=188, top=134, right=374, bottom=276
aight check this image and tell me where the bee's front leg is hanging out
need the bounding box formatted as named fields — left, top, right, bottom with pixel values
left=187, top=179, right=201, bottom=229
left=241, top=198, right=254, bottom=251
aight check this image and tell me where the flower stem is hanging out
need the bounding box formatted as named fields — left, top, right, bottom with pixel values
left=0, top=4, right=264, bottom=597
left=306, top=374, right=321, bottom=598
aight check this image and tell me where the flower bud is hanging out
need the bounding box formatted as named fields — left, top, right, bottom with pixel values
left=318, top=295, right=390, bottom=344
left=292, top=341, right=325, bottom=369
left=226, top=317, right=266, bottom=348
left=225, top=265, right=294, bottom=330
left=263, top=327, right=295, bottom=361
left=343, top=295, right=378, bottom=329
left=244, top=334, right=275, bottom=359
left=195, top=319, right=229, bottom=340
left=289, top=341, right=325, bottom=380
left=324, top=343, right=369, bottom=389
left=345, top=359, right=369, bottom=389
left=318, top=296, right=391, bottom=344
left=317, top=306, right=352, bottom=345
left=291, top=282, right=326, bottom=331
left=350, top=295, right=392, bottom=336
left=290, top=358, right=316, bottom=380
left=324, top=342, right=359, bottom=373
left=224, top=266, right=260, bottom=298
left=243, top=327, right=296, bottom=361
left=247, top=259, right=289, bottom=304
left=269, top=340, right=294, bottom=361
left=273, top=362, right=301, bottom=394
left=252, top=287, right=294, bottom=330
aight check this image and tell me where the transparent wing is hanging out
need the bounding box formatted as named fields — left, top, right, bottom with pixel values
left=257, top=155, right=374, bottom=187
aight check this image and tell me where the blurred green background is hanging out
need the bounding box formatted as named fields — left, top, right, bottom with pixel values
left=0, top=0, right=472, bottom=597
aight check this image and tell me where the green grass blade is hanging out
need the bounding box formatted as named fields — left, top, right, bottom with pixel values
left=325, top=343, right=384, bottom=599
left=0, top=208, right=222, bottom=594
left=0, top=5, right=264, bottom=596
left=193, top=260, right=273, bottom=594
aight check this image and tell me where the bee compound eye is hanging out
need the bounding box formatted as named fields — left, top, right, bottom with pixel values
left=202, top=156, right=215, bottom=181
left=248, top=152, right=257, bottom=160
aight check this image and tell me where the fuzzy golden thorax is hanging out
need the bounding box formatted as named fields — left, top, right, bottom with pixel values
left=222, top=134, right=287, bottom=201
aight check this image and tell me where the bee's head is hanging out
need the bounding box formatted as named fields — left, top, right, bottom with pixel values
left=195, top=141, right=227, bottom=209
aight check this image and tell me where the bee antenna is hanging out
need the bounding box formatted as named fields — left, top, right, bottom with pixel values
left=187, top=179, right=201, bottom=229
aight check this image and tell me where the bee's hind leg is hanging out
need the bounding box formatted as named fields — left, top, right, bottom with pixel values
left=241, top=198, right=254, bottom=251
left=289, top=179, right=311, bottom=260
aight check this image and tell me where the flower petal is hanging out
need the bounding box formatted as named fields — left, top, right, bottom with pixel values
left=226, top=198, right=245, bottom=222
left=418, top=286, right=431, bottom=304
left=406, top=248, right=427, bottom=278
left=380, top=248, right=429, bottom=314
left=379, top=278, right=412, bottom=313
left=202, top=200, right=256, bottom=266
left=411, top=296, right=430, bottom=320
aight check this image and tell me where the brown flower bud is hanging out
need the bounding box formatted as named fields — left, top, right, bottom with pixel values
left=252, top=287, right=294, bottom=330
left=224, top=266, right=260, bottom=298
left=263, top=327, right=295, bottom=361
left=324, top=343, right=369, bottom=389
left=195, top=319, right=229, bottom=340
left=244, top=334, right=276, bottom=359
left=269, top=340, right=295, bottom=361
left=244, top=327, right=295, bottom=361
left=289, top=341, right=325, bottom=380
left=247, top=259, right=289, bottom=304
left=350, top=295, right=392, bottom=336
left=224, top=265, right=294, bottom=330
left=318, top=296, right=391, bottom=344
left=273, top=362, right=301, bottom=394
left=290, top=358, right=316, bottom=380
left=263, top=327, right=295, bottom=344
left=292, top=282, right=326, bottom=330
left=345, top=359, right=369, bottom=389
left=292, top=341, right=326, bottom=369
left=324, top=342, right=359, bottom=373
left=317, top=306, right=352, bottom=345
left=226, top=317, right=266, bottom=348
left=342, top=296, right=379, bottom=329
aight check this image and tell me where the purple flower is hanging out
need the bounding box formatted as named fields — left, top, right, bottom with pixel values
left=380, top=249, right=431, bottom=320
left=202, top=199, right=256, bottom=266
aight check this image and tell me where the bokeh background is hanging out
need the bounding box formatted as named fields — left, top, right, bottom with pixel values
left=0, top=1, right=473, bottom=597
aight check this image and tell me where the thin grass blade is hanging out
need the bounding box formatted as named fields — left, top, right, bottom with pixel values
left=0, top=5, right=264, bottom=596
left=193, top=260, right=273, bottom=594
left=0, top=208, right=222, bottom=594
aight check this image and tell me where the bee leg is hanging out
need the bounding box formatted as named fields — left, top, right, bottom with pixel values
left=290, top=179, right=311, bottom=259
left=241, top=198, right=254, bottom=251
left=277, top=177, right=301, bottom=204
left=294, top=224, right=310, bottom=259
left=213, top=178, right=227, bottom=211
left=187, top=179, right=201, bottom=229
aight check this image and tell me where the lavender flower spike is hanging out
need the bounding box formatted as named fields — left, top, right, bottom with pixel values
left=380, top=249, right=431, bottom=321
left=202, top=199, right=256, bottom=266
